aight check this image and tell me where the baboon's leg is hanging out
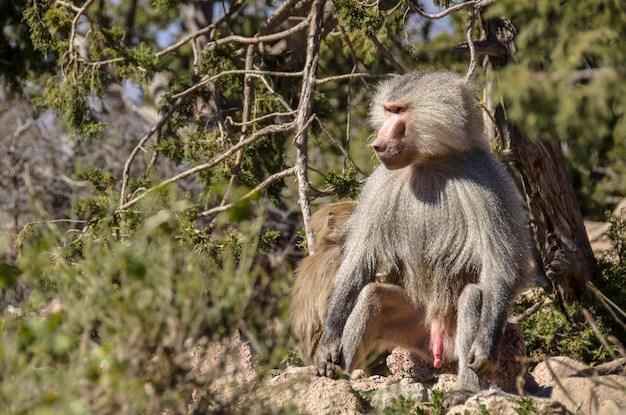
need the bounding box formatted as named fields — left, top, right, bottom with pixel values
left=445, top=283, right=483, bottom=407
left=341, top=283, right=429, bottom=372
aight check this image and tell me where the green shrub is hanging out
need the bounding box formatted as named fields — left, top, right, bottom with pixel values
left=519, top=213, right=626, bottom=366
left=1, top=196, right=291, bottom=414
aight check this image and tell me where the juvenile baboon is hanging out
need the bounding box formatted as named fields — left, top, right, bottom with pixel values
left=316, top=71, right=538, bottom=406
left=290, top=201, right=431, bottom=368
left=289, top=201, right=356, bottom=364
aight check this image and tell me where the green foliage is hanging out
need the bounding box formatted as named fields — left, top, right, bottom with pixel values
left=41, top=75, right=105, bottom=139
left=604, top=213, right=626, bottom=266
left=594, top=213, right=626, bottom=342
left=2, top=198, right=291, bottom=414
left=422, top=389, right=446, bottom=415
left=334, top=0, right=385, bottom=36
left=241, top=136, right=287, bottom=204
left=520, top=212, right=626, bottom=366
left=278, top=347, right=301, bottom=369
left=0, top=263, right=19, bottom=290
left=488, top=0, right=626, bottom=217
left=198, top=44, right=242, bottom=103
left=179, top=128, right=223, bottom=165
left=114, top=43, right=170, bottom=84
left=154, top=135, right=186, bottom=165
left=81, top=168, right=114, bottom=194
left=432, top=0, right=453, bottom=6
left=0, top=0, right=54, bottom=87
left=326, top=168, right=361, bottom=200
left=383, top=395, right=421, bottom=414
left=73, top=196, right=111, bottom=221
left=258, top=229, right=281, bottom=254
left=23, top=0, right=71, bottom=56
left=152, top=0, right=182, bottom=12
left=519, top=295, right=611, bottom=365
left=514, top=396, right=538, bottom=415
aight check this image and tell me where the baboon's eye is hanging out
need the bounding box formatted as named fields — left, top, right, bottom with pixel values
left=384, top=103, right=406, bottom=114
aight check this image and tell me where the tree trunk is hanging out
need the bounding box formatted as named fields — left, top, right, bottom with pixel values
left=510, top=124, right=597, bottom=303
left=482, top=18, right=597, bottom=304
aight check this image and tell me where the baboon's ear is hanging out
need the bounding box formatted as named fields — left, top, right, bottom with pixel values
left=327, top=211, right=337, bottom=230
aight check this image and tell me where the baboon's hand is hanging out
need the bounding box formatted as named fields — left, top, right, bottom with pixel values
left=316, top=339, right=343, bottom=378
left=316, top=360, right=343, bottom=379
left=467, top=339, right=498, bottom=377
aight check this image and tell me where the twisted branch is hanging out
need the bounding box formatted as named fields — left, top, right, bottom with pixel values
left=198, top=167, right=297, bottom=218
left=116, top=122, right=295, bottom=212
left=406, top=0, right=494, bottom=20
left=294, top=0, right=326, bottom=253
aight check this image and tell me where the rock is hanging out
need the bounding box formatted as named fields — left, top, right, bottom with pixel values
left=585, top=220, right=612, bottom=255
left=532, top=356, right=590, bottom=386
left=248, top=371, right=364, bottom=414
left=235, top=358, right=626, bottom=415
left=576, top=357, right=626, bottom=377
left=362, top=377, right=427, bottom=412
left=447, top=389, right=572, bottom=415
left=190, top=331, right=257, bottom=409
left=532, top=356, right=626, bottom=387
left=550, top=375, right=626, bottom=414
left=387, top=347, right=454, bottom=380
left=202, top=330, right=256, bottom=384
left=196, top=337, right=626, bottom=414
left=388, top=323, right=533, bottom=393
left=245, top=369, right=431, bottom=414
left=585, top=196, right=626, bottom=256
left=430, top=373, right=459, bottom=394
left=530, top=357, right=626, bottom=414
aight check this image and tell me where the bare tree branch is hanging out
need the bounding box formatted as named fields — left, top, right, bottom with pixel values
left=68, top=0, right=94, bottom=63
left=465, top=6, right=477, bottom=81
left=368, top=34, right=406, bottom=74
left=55, top=0, right=81, bottom=13
left=217, top=45, right=257, bottom=212
left=254, top=73, right=295, bottom=112
left=119, top=65, right=305, bottom=206
left=294, top=0, right=326, bottom=253
left=171, top=69, right=303, bottom=101
left=316, top=72, right=388, bottom=85
left=205, top=19, right=312, bottom=50
left=314, top=115, right=365, bottom=175
left=119, top=97, right=185, bottom=205
left=198, top=167, right=297, bottom=218
left=156, top=0, right=245, bottom=58
left=227, top=111, right=297, bottom=127
left=116, top=123, right=295, bottom=212
left=122, top=0, right=137, bottom=47
left=83, top=57, right=125, bottom=67
left=405, top=0, right=494, bottom=20
left=257, top=0, right=302, bottom=35
left=340, top=25, right=367, bottom=74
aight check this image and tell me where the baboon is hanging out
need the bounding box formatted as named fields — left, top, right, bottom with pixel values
left=289, top=201, right=357, bottom=364
left=316, top=71, right=538, bottom=406
left=290, top=201, right=431, bottom=369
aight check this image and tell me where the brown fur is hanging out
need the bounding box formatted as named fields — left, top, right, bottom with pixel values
left=289, top=202, right=356, bottom=364
left=291, top=201, right=432, bottom=369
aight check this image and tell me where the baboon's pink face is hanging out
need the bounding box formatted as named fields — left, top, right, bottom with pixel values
left=370, top=102, right=420, bottom=170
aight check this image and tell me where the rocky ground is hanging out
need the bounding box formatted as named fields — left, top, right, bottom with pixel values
left=204, top=330, right=626, bottom=414
left=198, top=201, right=626, bottom=414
